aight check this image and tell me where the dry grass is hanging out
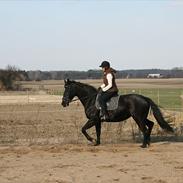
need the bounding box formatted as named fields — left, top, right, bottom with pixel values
left=0, top=102, right=182, bottom=146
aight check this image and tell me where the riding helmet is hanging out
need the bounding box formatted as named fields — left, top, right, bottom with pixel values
left=99, top=61, right=110, bottom=68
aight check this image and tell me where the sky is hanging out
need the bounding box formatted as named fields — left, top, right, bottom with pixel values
left=0, top=0, right=183, bottom=71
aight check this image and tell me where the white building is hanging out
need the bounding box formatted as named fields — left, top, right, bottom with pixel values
left=147, top=73, right=162, bottom=78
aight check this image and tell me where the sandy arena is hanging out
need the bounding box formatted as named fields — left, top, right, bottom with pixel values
left=0, top=143, right=183, bottom=183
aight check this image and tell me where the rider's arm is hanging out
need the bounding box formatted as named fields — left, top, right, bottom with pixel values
left=102, top=73, right=113, bottom=92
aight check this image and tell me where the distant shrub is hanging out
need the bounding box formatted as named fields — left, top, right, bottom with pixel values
left=0, top=65, right=28, bottom=90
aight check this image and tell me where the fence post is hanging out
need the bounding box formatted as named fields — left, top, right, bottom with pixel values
left=27, top=90, right=29, bottom=104
left=157, top=89, right=160, bottom=106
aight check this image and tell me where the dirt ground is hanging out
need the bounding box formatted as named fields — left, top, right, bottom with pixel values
left=0, top=143, right=183, bottom=183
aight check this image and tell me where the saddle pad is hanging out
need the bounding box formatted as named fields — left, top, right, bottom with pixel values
left=95, top=94, right=120, bottom=110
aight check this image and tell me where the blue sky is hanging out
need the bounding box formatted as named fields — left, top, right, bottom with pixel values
left=0, top=0, right=183, bottom=71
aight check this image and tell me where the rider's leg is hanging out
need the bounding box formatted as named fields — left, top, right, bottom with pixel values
left=98, top=91, right=117, bottom=121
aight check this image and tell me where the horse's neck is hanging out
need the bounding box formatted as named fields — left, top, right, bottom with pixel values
left=75, top=85, right=96, bottom=108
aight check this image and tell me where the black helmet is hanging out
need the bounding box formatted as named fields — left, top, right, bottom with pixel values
left=99, top=61, right=110, bottom=68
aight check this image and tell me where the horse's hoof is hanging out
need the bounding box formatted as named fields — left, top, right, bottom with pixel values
left=94, top=142, right=100, bottom=146
left=88, top=142, right=95, bottom=146
left=91, top=139, right=100, bottom=146
left=141, top=144, right=148, bottom=148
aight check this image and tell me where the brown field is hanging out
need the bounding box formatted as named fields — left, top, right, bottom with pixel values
left=20, top=78, right=183, bottom=90
left=0, top=79, right=183, bottom=183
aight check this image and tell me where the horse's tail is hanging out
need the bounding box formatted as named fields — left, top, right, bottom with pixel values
left=145, top=97, right=174, bottom=133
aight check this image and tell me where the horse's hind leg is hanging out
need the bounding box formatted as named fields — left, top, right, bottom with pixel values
left=133, top=116, right=149, bottom=148
left=145, top=119, right=154, bottom=146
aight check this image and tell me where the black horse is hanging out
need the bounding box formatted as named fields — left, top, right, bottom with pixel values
left=61, top=79, right=173, bottom=148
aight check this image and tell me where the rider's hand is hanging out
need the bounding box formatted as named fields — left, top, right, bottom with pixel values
left=97, top=87, right=102, bottom=93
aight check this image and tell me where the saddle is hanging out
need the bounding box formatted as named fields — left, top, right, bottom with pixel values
left=95, top=94, right=120, bottom=111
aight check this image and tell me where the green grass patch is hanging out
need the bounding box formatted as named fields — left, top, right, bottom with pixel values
left=49, top=88, right=183, bottom=110
left=120, top=88, right=183, bottom=110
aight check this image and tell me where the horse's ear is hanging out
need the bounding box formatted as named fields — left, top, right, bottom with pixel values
left=64, top=78, right=70, bottom=84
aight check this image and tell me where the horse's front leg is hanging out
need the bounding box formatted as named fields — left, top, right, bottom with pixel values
left=82, top=119, right=96, bottom=145
left=95, top=121, right=101, bottom=146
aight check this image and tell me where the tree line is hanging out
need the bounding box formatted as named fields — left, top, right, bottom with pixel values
left=0, top=66, right=183, bottom=90
left=27, top=68, right=183, bottom=80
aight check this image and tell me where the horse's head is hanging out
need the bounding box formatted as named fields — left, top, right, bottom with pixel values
left=62, top=79, right=76, bottom=107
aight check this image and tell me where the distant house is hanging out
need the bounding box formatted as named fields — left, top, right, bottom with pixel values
left=147, top=73, right=163, bottom=78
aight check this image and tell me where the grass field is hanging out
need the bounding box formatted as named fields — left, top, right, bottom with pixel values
left=120, top=88, right=183, bottom=110
left=49, top=88, right=183, bottom=110
left=30, top=79, right=183, bottom=110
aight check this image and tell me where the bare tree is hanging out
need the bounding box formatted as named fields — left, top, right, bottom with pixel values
left=0, top=65, right=27, bottom=90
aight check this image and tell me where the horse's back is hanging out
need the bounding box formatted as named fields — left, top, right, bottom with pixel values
left=118, top=94, right=150, bottom=110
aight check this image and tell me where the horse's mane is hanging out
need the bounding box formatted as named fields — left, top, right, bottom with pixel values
left=70, top=80, right=97, bottom=93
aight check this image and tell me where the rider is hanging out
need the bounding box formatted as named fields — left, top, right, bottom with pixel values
left=98, top=61, right=118, bottom=121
